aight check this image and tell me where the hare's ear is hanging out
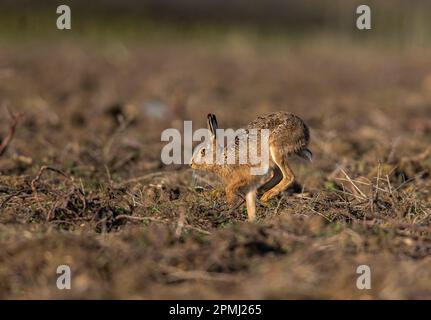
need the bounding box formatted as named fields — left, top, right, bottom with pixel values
left=207, top=114, right=218, bottom=137
left=211, top=114, right=218, bottom=130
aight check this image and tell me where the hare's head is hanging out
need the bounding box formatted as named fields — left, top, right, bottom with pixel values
left=191, top=114, right=222, bottom=170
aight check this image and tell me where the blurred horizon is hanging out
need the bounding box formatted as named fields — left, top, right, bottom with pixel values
left=0, top=0, right=430, bottom=46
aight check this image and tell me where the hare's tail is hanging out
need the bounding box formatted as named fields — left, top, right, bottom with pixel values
left=296, top=148, right=313, bottom=162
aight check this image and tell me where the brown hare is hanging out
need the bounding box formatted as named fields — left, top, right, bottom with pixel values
left=191, top=112, right=312, bottom=221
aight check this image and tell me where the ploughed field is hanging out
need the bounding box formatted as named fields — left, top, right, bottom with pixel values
left=0, top=38, right=430, bottom=298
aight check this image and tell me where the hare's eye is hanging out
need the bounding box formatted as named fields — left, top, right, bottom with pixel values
left=200, top=148, right=206, bottom=156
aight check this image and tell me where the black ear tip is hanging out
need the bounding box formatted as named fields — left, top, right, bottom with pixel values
left=207, top=113, right=218, bottom=123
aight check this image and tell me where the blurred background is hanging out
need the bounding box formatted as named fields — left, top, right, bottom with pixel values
left=1, top=0, right=431, bottom=41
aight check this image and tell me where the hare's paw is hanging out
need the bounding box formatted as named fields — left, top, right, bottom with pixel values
left=260, top=190, right=276, bottom=204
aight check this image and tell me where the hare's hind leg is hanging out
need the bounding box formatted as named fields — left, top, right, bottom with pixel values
left=260, top=146, right=295, bottom=203
left=258, top=165, right=282, bottom=195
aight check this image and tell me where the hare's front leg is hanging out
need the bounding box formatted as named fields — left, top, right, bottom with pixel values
left=225, top=176, right=256, bottom=221
left=245, top=189, right=256, bottom=221
left=261, top=147, right=295, bottom=203
left=225, top=177, right=247, bottom=205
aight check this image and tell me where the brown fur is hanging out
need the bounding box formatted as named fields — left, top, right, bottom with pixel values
left=191, top=111, right=311, bottom=221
